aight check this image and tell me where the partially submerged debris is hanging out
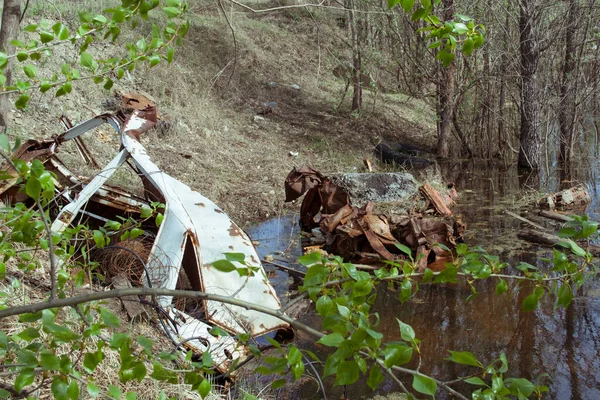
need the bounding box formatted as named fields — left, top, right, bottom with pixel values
left=517, top=228, right=600, bottom=257
left=375, top=142, right=433, bottom=169
left=284, top=167, right=464, bottom=268
left=0, top=95, right=289, bottom=374
left=539, top=184, right=591, bottom=209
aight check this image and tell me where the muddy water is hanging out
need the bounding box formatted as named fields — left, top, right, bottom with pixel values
left=248, top=161, right=600, bottom=399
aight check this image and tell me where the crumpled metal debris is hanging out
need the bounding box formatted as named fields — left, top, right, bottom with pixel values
left=1, top=95, right=289, bottom=373
left=284, top=167, right=464, bottom=268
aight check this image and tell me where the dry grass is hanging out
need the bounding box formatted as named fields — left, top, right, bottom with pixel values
left=9, top=0, right=436, bottom=226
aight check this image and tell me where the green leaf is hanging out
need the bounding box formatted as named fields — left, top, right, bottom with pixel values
left=25, top=177, right=41, bottom=198
left=40, top=31, right=55, bottom=43
left=40, top=352, right=61, bottom=370
left=316, top=295, right=334, bottom=316
left=453, top=22, right=468, bottom=34
left=20, top=311, right=42, bottom=322
left=556, top=283, right=574, bottom=309
left=68, top=379, right=80, bottom=400
left=522, top=287, right=544, bottom=312
left=506, top=377, right=536, bottom=397
left=422, top=268, right=434, bottom=284
left=40, top=81, right=53, bottom=93
left=317, top=333, right=344, bottom=347
left=412, top=374, right=437, bottom=397
left=104, top=78, right=114, bottom=90
left=337, top=303, right=350, bottom=318
left=462, top=38, right=474, bottom=56
left=0, top=52, right=7, bottom=68
left=465, top=377, right=487, bottom=386
left=437, top=50, right=455, bottom=67
left=388, top=0, right=401, bottom=9
left=298, top=251, right=322, bottom=266
left=18, top=327, right=40, bottom=341
left=411, top=7, right=429, bottom=21
left=17, top=349, right=38, bottom=367
left=108, top=384, right=122, bottom=399
left=44, top=323, right=79, bottom=342
left=399, top=279, right=412, bottom=302
left=149, top=54, right=160, bottom=67
left=162, top=7, right=182, bottom=17
left=334, top=361, right=359, bottom=386
left=495, top=279, right=508, bottom=295
left=394, top=242, right=412, bottom=257
left=129, top=227, right=143, bottom=239
left=199, top=379, right=211, bottom=398
left=367, top=364, right=384, bottom=390
left=93, top=15, right=109, bottom=24
left=212, top=259, right=236, bottom=272
left=52, top=22, right=69, bottom=40
left=400, top=0, right=415, bottom=13
left=24, top=24, right=38, bottom=32
left=166, top=46, right=174, bottom=63
left=15, top=94, right=30, bottom=110
left=23, top=65, right=37, bottom=78
left=101, top=308, right=121, bottom=328
left=397, top=319, right=415, bottom=342
left=15, top=51, right=27, bottom=63
left=51, top=378, right=69, bottom=399
left=383, top=343, right=413, bottom=367
left=353, top=279, right=373, bottom=297
left=87, top=383, right=100, bottom=398
left=224, top=252, right=245, bottom=262
left=93, top=230, right=106, bottom=248
left=445, top=351, right=482, bottom=367
left=140, top=205, right=153, bottom=218
left=433, top=266, right=458, bottom=283
left=80, top=52, right=94, bottom=68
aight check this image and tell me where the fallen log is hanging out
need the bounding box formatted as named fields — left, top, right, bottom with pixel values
left=517, top=228, right=600, bottom=257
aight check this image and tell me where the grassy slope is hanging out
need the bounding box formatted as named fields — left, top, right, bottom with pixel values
left=11, top=0, right=436, bottom=226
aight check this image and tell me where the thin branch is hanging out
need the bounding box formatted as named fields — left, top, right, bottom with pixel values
left=216, top=0, right=237, bottom=86
left=36, top=199, right=57, bottom=300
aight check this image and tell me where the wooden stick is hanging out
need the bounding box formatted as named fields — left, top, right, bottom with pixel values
left=504, top=210, right=548, bottom=231
left=539, top=210, right=574, bottom=223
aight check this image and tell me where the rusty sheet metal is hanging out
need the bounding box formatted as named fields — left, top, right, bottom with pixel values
left=538, top=184, right=591, bottom=209
left=120, top=110, right=286, bottom=335
left=287, top=166, right=465, bottom=266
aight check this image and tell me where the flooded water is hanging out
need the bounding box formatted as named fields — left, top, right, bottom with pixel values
left=248, top=160, right=600, bottom=400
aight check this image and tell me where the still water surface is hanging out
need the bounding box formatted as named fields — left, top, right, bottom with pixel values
left=247, top=161, right=600, bottom=399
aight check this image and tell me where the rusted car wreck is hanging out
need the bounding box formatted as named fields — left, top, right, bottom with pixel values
left=0, top=95, right=288, bottom=373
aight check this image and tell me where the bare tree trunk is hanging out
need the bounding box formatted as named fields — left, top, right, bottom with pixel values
left=436, top=0, right=455, bottom=157
left=558, top=0, right=578, bottom=164
left=347, top=0, right=362, bottom=111
left=518, top=0, right=541, bottom=169
left=498, top=12, right=509, bottom=156
left=0, top=0, right=21, bottom=133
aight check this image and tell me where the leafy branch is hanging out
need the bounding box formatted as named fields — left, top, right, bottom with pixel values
left=0, top=0, right=190, bottom=109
